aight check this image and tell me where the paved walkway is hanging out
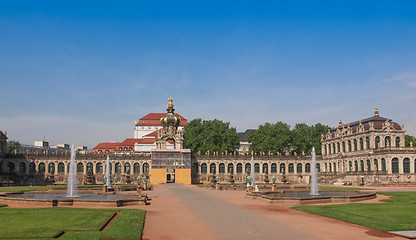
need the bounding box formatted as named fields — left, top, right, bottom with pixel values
left=139, top=184, right=406, bottom=240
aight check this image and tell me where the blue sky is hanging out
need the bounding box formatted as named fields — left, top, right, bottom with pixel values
left=1, top=1, right=416, bottom=147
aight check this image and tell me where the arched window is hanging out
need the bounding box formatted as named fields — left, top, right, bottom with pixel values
left=375, top=136, right=380, bottom=149
left=354, top=139, right=358, bottom=151
left=58, top=162, right=65, bottom=173
left=374, top=159, right=378, bottom=171
left=329, top=163, right=332, bottom=172
left=325, top=163, right=328, bottom=172
left=342, top=142, right=346, bottom=152
left=29, top=162, right=36, bottom=174
left=86, top=162, right=93, bottom=172
left=262, top=163, right=268, bottom=173
left=7, top=162, right=15, bottom=173
left=115, top=163, right=122, bottom=173
left=48, top=163, right=55, bottom=173
left=271, top=163, right=277, bottom=173
left=219, top=163, right=225, bottom=173
left=245, top=163, right=251, bottom=173
left=329, top=144, right=331, bottom=154
left=143, top=163, right=149, bottom=173
left=227, top=163, right=234, bottom=174
left=333, top=143, right=336, bottom=153
left=210, top=163, right=216, bottom=174
left=333, top=162, right=336, bottom=172
left=366, top=137, right=370, bottom=149
left=37, top=162, right=44, bottom=173
left=133, top=163, right=140, bottom=173
left=366, top=160, right=371, bottom=171
left=124, top=163, right=131, bottom=174
left=337, top=143, right=340, bottom=153
left=385, top=136, right=391, bottom=147
left=348, top=140, right=352, bottom=152
left=381, top=158, right=386, bottom=171
left=201, top=163, right=207, bottom=173
left=403, top=158, right=410, bottom=173
left=19, top=162, right=26, bottom=174
left=296, top=163, right=302, bottom=173
left=392, top=158, right=399, bottom=174
left=316, top=163, right=321, bottom=172
left=325, top=145, right=327, bottom=155
left=360, top=160, right=364, bottom=172
left=305, top=163, right=311, bottom=173
left=280, top=163, right=285, bottom=173
left=237, top=163, right=242, bottom=173
left=96, top=163, right=103, bottom=173
left=77, top=163, right=84, bottom=173
left=354, top=161, right=358, bottom=172
left=253, top=163, right=259, bottom=173
left=360, top=138, right=364, bottom=150
left=288, top=163, right=294, bottom=173
left=395, top=137, right=400, bottom=147
left=349, top=161, right=352, bottom=172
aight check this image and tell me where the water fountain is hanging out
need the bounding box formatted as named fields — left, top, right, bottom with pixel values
left=105, top=154, right=111, bottom=188
left=310, top=147, right=319, bottom=196
left=66, top=144, right=78, bottom=197
left=250, top=156, right=257, bottom=191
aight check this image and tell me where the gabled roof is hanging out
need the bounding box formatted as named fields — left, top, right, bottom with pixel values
left=136, top=113, right=188, bottom=126
left=143, top=131, right=157, bottom=138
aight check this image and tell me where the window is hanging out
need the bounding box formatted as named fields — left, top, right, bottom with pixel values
left=382, top=158, right=386, bottom=171
left=403, top=158, right=410, bottom=173
left=87, top=162, right=93, bottom=171
left=366, top=160, right=371, bottom=171
left=360, top=160, right=364, bottom=172
left=19, top=162, right=26, bottom=174
left=58, top=162, right=65, bottom=173
left=360, top=138, right=364, bottom=150
left=385, top=136, right=391, bottom=147
left=349, top=161, right=352, bottom=172
left=29, top=162, right=36, bottom=174
left=392, top=158, right=399, bottom=174
left=342, top=142, right=346, bottom=152
left=316, top=163, right=321, bottom=172
left=76, top=163, right=83, bottom=173
left=143, top=163, right=149, bottom=173
left=201, top=163, right=207, bottom=173
left=333, top=143, right=336, bottom=153
left=348, top=140, right=352, bottom=152
left=115, top=163, right=122, bottom=173
left=354, top=161, right=358, bottom=172
left=271, top=163, right=277, bottom=173
left=210, top=163, right=216, bottom=174
left=374, top=159, right=378, bottom=171
left=227, top=163, right=234, bottom=174
left=254, top=163, right=260, bottom=173
left=375, top=136, right=380, bottom=149
left=325, top=145, right=327, bottom=155
left=305, top=163, right=311, bottom=173
left=297, top=163, right=302, bottom=173
left=262, top=163, right=268, bottom=173
left=245, top=163, right=251, bottom=173
left=97, top=163, right=103, bottom=173
left=354, top=139, right=357, bottom=151
left=280, top=163, right=285, bottom=173
left=124, top=163, right=131, bottom=173
left=288, top=163, right=294, bottom=173
left=237, top=163, right=242, bottom=173
left=329, top=144, right=331, bottom=154
left=219, top=163, right=225, bottom=173
left=395, top=137, right=400, bottom=147
left=333, top=162, right=336, bottom=172
left=366, top=137, right=370, bottom=149
left=337, top=143, right=340, bottom=153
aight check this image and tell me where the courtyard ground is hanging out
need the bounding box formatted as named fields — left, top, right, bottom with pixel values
left=136, top=184, right=411, bottom=240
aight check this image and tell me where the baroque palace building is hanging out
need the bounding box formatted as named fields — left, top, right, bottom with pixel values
left=0, top=105, right=415, bottom=187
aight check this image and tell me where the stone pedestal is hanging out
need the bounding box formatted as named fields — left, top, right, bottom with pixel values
left=136, top=186, right=142, bottom=194
left=114, top=185, right=119, bottom=193
left=216, top=183, right=220, bottom=190
left=271, top=185, right=277, bottom=191
left=102, top=186, right=108, bottom=193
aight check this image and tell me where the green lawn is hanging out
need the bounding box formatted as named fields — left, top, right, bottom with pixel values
left=293, top=191, right=416, bottom=231
left=0, top=207, right=146, bottom=239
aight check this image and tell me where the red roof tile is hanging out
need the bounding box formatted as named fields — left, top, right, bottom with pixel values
left=92, top=142, right=119, bottom=150
left=137, top=113, right=188, bottom=126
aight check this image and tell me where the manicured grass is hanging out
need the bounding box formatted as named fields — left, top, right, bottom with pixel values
left=293, top=191, right=416, bottom=231
left=0, top=208, right=145, bottom=239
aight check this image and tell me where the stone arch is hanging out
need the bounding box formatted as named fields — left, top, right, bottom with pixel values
left=19, top=162, right=26, bottom=175
left=403, top=158, right=410, bottom=173
left=58, top=162, right=65, bottom=173
left=296, top=163, right=302, bottom=173
left=392, top=158, right=399, bottom=174
left=209, top=163, right=216, bottom=174
left=227, top=163, right=234, bottom=174
left=201, top=163, right=207, bottom=173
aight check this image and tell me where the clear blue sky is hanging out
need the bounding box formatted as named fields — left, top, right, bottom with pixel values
left=1, top=1, right=416, bottom=147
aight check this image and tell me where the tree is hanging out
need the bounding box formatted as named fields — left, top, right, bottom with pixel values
left=6, top=140, right=21, bottom=154
left=405, top=135, right=416, bottom=147
left=184, top=119, right=240, bottom=154
left=248, top=122, right=291, bottom=155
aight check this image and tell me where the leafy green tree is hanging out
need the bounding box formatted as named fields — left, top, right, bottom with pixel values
left=291, top=123, right=312, bottom=155
left=248, top=122, right=291, bottom=155
left=405, top=135, right=416, bottom=147
left=184, top=119, right=240, bottom=154
left=6, top=140, right=21, bottom=154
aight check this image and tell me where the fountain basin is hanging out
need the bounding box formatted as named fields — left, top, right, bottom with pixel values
left=247, top=189, right=376, bottom=205
left=0, top=191, right=147, bottom=207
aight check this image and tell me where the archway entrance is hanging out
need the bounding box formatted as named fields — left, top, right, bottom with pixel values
left=167, top=171, right=175, bottom=183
